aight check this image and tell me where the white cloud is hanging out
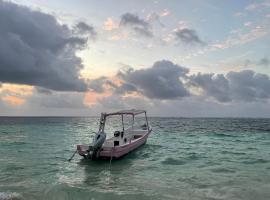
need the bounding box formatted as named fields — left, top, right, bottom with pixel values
left=245, top=1, right=270, bottom=11
left=160, top=9, right=170, bottom=17
left=103, top=17, right=118, bottom=31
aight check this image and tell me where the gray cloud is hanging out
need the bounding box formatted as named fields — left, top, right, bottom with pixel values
left=108, top=80, right=138, bottom=94
left=87, top=60, right=190, bottom=99
left=88, top=77, right=108, bottom=93
left=120, top=13, right=153, bottom=37
left=0, top=0, right=96, bottom=91
left=97, top=95, right=126, bottom=110
left=147, top=12, right=165, bottom=27
left=118, top=60, right=190, bottom=99
left=74, top=22, right=97, bottom=39
left=36, top=87, right=52, bottom=95
left=114, top=82, right=138, bottom=94
left=175, top=28, right=205, bottom=45
left=227, top=70, right=270, bottom=101
left=97, top=94, right=150, bottom=111
left=29, top=90, right=86, bottom=109
left=244, top=57, right=270, bottom=68
left=191, top=70, right=270, bottom=102
left=258, top=57, right=269, bottom=67
left=88, top=76, right=138, bottom=95
left=190, top=73, right=231, bottom=102
left=82, top=58, right=270, bottom=104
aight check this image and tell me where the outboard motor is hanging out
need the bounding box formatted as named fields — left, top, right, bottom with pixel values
left=88, top=112, right=107, bottom=159
left=92, top=131, right=106, bottom=149
left=89, top=131, right=106, bottom=159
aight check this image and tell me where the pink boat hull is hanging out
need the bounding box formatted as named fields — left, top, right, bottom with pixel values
left=77, top=129, right=151, bottom=159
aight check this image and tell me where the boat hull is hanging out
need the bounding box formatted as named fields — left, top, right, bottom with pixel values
left=77, top=129, right=151, bottom=159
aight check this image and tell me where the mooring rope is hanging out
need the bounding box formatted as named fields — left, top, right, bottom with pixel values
left=109, top=147, right=114, bottom=169
left=68, top=150, right=77, bottom=162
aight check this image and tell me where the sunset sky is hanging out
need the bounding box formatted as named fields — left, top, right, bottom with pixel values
left=0, top=0, right=270, bottom=117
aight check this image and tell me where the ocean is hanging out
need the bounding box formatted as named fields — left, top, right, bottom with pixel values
left=0, top=117, right=270, bottom=200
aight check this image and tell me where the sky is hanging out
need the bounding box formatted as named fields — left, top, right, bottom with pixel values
left=0, top=0, right=270, bottom=117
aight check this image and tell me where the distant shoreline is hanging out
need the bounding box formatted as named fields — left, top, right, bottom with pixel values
left=0, top=116, right=270, bottom=119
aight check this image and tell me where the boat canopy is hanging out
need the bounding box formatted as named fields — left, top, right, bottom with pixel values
left=98, top=109, right=150, bottom=133
left=104, top=109, right=146, bottom=117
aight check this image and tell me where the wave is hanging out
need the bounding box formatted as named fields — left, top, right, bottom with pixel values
left=242, top=158, right=269, bottom=164
left=214, top=133, right=238, bottom=137
left=220, top=150, right=247, bottom=155
left=0, top=192, right=22, bottom=200
left=161, top=157, right=186, bottom=165
left=210, top=167, right=236, bottom=173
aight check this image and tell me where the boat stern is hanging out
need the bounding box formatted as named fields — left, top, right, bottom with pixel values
left=77, top=144, right=89, bottom=157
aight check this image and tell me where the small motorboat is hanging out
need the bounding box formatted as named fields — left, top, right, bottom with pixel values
left=76, top=109, right=152, bottom=160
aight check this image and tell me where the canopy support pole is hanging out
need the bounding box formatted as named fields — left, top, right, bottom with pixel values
left=132, top=114, right=134, bottom=129
left=99, top=113, right=106, bottom=132
left=121, top=114, right=124, bottom=132
left=145, top=111, right=149, bottom=131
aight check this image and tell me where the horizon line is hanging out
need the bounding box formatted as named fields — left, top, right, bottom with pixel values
left=0, top=115, right=270, bottom=119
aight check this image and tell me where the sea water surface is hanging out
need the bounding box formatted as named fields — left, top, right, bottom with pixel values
left=0, top=117, right=270, bottom=200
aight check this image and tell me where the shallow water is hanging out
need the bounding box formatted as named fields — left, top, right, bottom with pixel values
left=0, top=117, right=270, bottom=200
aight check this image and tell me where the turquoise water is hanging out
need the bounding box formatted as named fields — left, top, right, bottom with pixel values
left=0, top=117, right=270, bottom=200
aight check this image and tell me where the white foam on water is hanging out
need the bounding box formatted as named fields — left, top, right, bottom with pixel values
left=0, top=192, right=22, bottom=200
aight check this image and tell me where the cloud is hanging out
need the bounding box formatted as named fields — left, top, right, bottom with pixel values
left=88, top=60, right=270, bottom=104
left=117, top=60, right=190, bottom=99
left=227, top=70, right=270, bottom=101
left=38, top=94, right=85, bottom=109
left=87, top=60, right=190, bottom=100
left=146, top=12, right=164, bottom=27
left=244, top=21, right=252, bottom=27
left=160, top=9, right=170, bottom=17
left=2, top=95, right=26, bottom=106
left=97, top=94, right=126, bottom=109
left=245, top=57, right=270, bottom=68
left=88, top=75, right=138, bottom=95
left=74, top=22, right=97, bottom=39
left=0, top=0, right=95, bottom=92
left=175, top=28, right=205, bottom=45
left=29, top=90, right=86, bottom=109
left=145, top=9, right=170, bottom=28
left=191, top=70, right=270, bottom=102
left=107, top=80, right=138, bottom=95
left=212, top=26, right=268, bottom=50
left=114, top=83, right=138, bottom=94
left=2, top=55, right=270, bottom=117
left=103, top=17, right=118, bottom=31
left=0, top=83, right=33, bottom=106
left=97, top=93, right=151, bottom=111
left=83, top=90, right=112, bottom=107
left=258, top=57, right=270, bottom=67
left=36, top=87, right=52, bottom=94
left=88, top=76, right=108, bottom=93
left=120, top=13, right=153, bottom=37
left=245, top=1, right=270, bottom=11
left=190, top=73, right=231, bottom=102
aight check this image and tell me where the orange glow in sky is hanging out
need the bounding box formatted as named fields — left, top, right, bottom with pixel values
left=0, top=84, right=34, bottom=106
left=2, top=95, right=25, bottom=106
